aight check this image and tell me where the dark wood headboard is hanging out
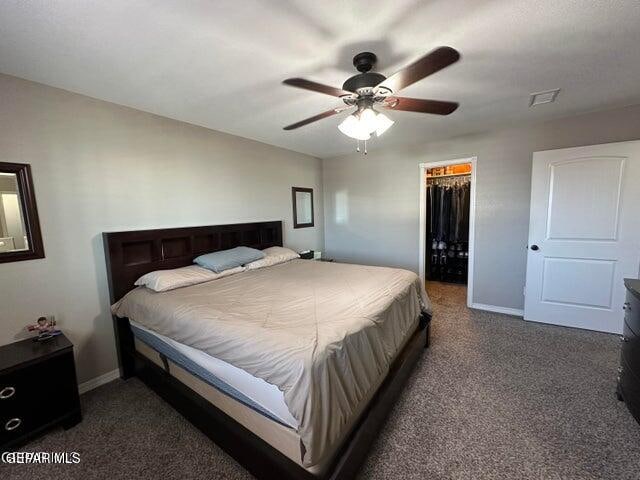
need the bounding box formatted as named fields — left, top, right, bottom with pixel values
left=103, top=221, right=282, bottom=303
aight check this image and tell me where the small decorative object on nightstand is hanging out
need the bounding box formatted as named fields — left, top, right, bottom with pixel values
left=26, top=316, right=62, bottom=342
left=299, top=250, right=314, bottom=260
left=0, top=333, right=81, bottom=450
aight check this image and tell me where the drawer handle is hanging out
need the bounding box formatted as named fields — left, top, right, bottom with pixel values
left=0, top=386, right=15, bottom=399
left=5, top=418, right=21, bottom=431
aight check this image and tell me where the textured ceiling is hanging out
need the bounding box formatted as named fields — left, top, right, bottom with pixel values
left=1, top=0, right=640, bottom=158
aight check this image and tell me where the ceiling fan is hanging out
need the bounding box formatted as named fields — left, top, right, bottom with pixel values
left=282, top=46, right=460, bottom=153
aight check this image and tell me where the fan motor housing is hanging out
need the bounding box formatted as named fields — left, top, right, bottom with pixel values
left=342, top=72, right=387, bottom=95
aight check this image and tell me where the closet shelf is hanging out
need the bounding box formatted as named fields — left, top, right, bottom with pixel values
left=426, top=172, right=471, bottom=179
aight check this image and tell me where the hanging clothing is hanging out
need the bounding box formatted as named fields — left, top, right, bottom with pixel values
left=450, top=182, right=470, bottom=242
left=458, top=182, right=470, bottom=241
left=448, top=186, right=459, bottom=242
left=427, top=181, right=469, bottom=242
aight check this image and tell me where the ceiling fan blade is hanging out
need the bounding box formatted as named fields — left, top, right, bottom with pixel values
left=283, top=78, right=353, bottom=97
left=283, top=107, right=349, bottom=130
left=383, top=97, right=459, bottom=115
left=378, top=46, right=460, bottom=93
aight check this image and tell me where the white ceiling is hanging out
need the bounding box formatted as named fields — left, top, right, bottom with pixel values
left=1, top=0, right=640, bottom=158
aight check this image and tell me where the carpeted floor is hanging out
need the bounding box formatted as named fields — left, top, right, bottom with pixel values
left=6, top=282, right=640, bottom=479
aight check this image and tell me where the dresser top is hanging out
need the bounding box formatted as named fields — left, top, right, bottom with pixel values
left=0, top=333, right=73, bottom=372
left=625, top=278, right=640, bottom=302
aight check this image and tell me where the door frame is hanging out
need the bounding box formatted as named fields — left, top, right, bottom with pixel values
left=419, top=157, right=477, bottom=308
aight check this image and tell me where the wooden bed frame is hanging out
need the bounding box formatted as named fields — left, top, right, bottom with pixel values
left=103, top=221, right=431, bottom=480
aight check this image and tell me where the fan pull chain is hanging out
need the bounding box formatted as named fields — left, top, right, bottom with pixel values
left=355, top=139, right=368, bottom=155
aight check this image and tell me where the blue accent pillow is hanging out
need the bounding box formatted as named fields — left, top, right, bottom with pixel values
left=194, top=246, right=265, bottom=273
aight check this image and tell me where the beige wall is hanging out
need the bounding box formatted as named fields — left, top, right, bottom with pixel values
left=323, top=104, right=640, bottom=311
left=0, top=74, right=324, bottom=383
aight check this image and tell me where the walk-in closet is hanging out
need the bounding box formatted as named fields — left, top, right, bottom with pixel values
left=425, top=162, right=471, bottom=285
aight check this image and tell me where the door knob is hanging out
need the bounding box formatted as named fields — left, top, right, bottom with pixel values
left=530, top=245, right=539, bottom=251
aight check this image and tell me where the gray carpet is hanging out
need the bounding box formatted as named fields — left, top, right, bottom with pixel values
left=6, top=282, right=640, bottom=479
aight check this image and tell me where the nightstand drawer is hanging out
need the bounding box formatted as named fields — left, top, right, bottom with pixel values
left=0, top=412, right=40, bottom=447
left=0, top=350, right=74, bottom=408
left=1, top=353, right=77, bottom=422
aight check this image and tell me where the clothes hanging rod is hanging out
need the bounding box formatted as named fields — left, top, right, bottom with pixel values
left=426, top=172, right=471, bottom=179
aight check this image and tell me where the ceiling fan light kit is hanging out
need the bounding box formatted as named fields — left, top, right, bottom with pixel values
left=282, top=46, right=461, bottom=154
left=338, top=108, right=394, bottom=141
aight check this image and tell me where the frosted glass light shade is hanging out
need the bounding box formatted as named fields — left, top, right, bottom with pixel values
left=359, top=108, right=378, bottom=133
left=375, top=112, right=394, bottom=136
left=338, top=114, right=371, bottom=140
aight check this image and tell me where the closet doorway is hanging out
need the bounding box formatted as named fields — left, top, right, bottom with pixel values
left=419, top=157, right=477, bottom=307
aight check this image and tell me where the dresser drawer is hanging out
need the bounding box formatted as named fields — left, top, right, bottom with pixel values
left=619, top=355, right=640, bottom=423
left=624, top=290, right=640, bottom=337
left=621, top=323, right=640, bottom=376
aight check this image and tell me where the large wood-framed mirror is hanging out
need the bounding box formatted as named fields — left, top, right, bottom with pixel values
left=292, top=187, right=314, bottom=229
left=0, top=162, right=44, bottom=263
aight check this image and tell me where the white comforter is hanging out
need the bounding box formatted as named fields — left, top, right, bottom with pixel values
left=112, top=259, right=431, bottom=467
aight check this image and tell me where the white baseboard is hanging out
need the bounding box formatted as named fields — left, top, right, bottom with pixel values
left=470, top=302, right=524, bottom=317
left=78, top=368, right=120, bottom=394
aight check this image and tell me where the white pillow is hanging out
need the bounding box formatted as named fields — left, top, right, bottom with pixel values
left=245, top=246, right=300, bottom=270
left=135, top=265, right=244, bottom=292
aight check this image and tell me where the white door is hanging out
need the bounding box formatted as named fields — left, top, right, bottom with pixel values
left=524, top=141, right=640, bottom=333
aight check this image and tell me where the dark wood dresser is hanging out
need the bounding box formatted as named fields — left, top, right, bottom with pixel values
left=617, top=279, right=640, bottom=423
left=0, top=334, right=81, bottom=450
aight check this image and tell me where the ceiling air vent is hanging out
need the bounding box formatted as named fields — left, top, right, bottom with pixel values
left=529, top=88, right=560, bottom=107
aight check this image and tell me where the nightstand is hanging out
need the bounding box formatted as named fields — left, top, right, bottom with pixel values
left=0, top=333, right=81, bottom=451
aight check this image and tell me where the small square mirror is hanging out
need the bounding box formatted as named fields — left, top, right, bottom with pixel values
left=292, top=187, right=314, bottom=229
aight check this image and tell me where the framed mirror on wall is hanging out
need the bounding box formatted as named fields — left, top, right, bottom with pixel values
left=0, top=162, right=44, bottom=263
left=292, top=187, right=314, bottom=229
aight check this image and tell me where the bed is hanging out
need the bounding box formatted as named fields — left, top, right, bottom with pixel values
left=104, top=221, right=432, bottom=480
